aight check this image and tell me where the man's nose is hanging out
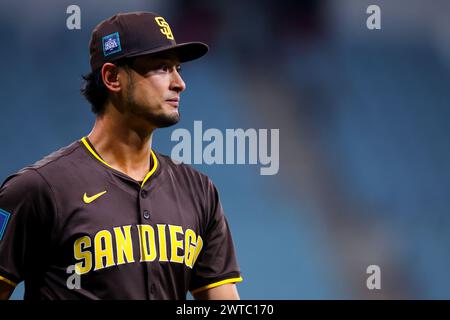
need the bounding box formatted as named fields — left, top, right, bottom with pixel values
left=170, top=68, right=186, bottom=93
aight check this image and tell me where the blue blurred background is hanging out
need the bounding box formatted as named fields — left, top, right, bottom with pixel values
left=1, top=0, right=450, bottom=299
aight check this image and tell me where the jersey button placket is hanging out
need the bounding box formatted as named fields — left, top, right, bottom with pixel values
left=138, top=186, right=152, bottom=299
left=150, top=283, right=156, bottom=295
left=140, top=189, right=151, bottom=220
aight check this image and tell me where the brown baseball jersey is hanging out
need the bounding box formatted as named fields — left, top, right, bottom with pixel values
left=0, top=137, right=242, bottom=299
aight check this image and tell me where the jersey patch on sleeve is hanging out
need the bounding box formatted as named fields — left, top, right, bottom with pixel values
left=0, top=208, right=11, bottom=241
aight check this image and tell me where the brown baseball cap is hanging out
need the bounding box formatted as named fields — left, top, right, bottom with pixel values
left=89, top=11, right=209, bottom=71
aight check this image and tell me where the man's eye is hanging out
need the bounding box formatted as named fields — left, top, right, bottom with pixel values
left=159, top=65, right=169, bottom=72
left=156, top=64, right=181, bottom=73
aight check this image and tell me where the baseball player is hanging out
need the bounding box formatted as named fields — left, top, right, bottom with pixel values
left=0, top=11, right=242, bottom=300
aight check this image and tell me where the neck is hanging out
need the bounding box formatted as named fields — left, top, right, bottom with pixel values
left=87, top=105, right=155, bottom=182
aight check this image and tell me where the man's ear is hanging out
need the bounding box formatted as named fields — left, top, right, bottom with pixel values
left=101, top=63, right=122, bottom=92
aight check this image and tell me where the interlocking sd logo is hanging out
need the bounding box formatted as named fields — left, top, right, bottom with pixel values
left=155, top=17, right=174, bottom=40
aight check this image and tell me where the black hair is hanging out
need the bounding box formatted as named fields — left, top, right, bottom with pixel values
left=80, top=58, right=134, bottom=115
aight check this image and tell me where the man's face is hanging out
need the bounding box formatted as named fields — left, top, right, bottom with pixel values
left=120, top=53, right=186, bottom=128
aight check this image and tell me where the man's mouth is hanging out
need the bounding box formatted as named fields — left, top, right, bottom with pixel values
left=165, top=98, right=179, bottom=107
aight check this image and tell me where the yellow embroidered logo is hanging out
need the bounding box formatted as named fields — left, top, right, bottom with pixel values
left=83, top=191, right=107, bottom=204
left=155, top=17, right=174, bottom=40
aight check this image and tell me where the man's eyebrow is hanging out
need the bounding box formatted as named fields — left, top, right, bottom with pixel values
left=133, top=57, right=181, bottom=71
left=150, top=55, right=181, bottom=63
left=156, top=59, right=181, bottom=65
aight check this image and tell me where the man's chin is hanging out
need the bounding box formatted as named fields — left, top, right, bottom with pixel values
left=152, top=112, right=180, bottom=128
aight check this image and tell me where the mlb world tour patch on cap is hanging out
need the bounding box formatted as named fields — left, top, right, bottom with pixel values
left=0, top=208, right=11, bottom=241
left=102, top=32, right=122, bottom=56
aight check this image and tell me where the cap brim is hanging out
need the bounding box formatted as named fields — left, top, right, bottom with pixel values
left=126, top=42, right=209, bottom=63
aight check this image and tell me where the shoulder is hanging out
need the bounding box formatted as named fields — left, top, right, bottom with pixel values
left=156, top=152, right=211, bottom=183
left=155, top=152, right=217, bottom=195
left=0, top=167, right=46, bottom=195
left=31, top=140, right=84, bottom=173
left=0, top=166, right=56, bottom=220
left=155, top=153, right=224, bottom=226
left=1, top=140, right=82, bottom=194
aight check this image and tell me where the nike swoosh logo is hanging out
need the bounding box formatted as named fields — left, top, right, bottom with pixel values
left=83, top=191, right=107, bottom=204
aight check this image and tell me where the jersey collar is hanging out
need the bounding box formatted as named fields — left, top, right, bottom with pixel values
left=80, top=136, right=158, bottom=188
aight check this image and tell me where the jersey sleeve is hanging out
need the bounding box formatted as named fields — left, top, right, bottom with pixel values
left=0, top=168, right=57, bottom=288
left=189, top=178, right=242, bottom=294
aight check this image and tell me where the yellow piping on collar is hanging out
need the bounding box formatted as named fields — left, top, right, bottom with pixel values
left=80, top=137, right=158, bottom=188
left=141, top=150, right=158, bottom=188
left=81, top=137, right=113, bottom=169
